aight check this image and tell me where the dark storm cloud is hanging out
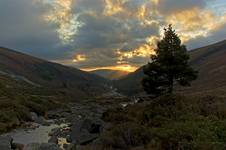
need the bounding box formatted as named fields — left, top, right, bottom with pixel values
left=0, top=0, right=72, bottom=60
left=74, top=12, right=159, bottom=50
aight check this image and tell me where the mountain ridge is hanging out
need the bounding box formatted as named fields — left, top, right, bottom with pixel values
left=90, top=69, right=130, bottom=80
left=0, top=47, right=109, bottom=98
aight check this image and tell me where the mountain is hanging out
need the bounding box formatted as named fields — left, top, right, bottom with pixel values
left=90, top=69, right=129, bottom=80
left=0, top=47, right=108, bottom=98
left=113, top=67, right=144, bottom=95
left=114, top=40, right=226, bottom=96
left=185, top=39, right=226, bottom=95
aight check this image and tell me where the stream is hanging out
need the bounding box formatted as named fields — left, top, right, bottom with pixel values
left=3, top=123, right=68, bottom=145
left=0, top=101, right=124, bottom=150
left=1, top=120, right=71, bottom=150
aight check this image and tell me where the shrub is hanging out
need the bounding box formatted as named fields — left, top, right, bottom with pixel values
left=99, top=95, right=226, bottom=150
left=100, top=123, right=151, bottom=149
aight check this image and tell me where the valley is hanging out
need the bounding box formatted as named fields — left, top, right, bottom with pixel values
left=1, top=40, right=226, bottom=149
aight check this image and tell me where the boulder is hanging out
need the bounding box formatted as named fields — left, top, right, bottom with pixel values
left=0, top=136, right=13, bottom=150
left=66, top=135, right=72, bottom=143
left=47, top=109, right=71, bottom=119
left=64, top=144, right=76, bottom=150
left=70, top=119, right=100, bottom=145
left=30, top=112, right=51, bottom=126
left=80, top=118, right=104, bottom=134
left=11, top=142, right=24, bottom=150
left=30, top=112, right=38, bottom=122
left=49, top=128, right=61, bottom=137
left=73, top=130, right=98, bottom=145
left=25, top=143, right=60, bottom=150
left=48, top=136, right=58, bottom=144
left=36, top=117, right=51, bottom=126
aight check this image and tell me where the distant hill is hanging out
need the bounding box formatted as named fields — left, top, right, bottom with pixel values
left=113, top=67, right=144, bottom=95
left=0, top=47, right=108, bottom=98
left=114, top=40, right=226, bottom=96
left=90, top=69, right=129, bottom=80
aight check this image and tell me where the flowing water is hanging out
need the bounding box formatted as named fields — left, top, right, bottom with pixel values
left=3, top=122, right=68, bottom=145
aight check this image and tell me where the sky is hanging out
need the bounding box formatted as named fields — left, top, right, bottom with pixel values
left=0, top=0, right=226, bottom=72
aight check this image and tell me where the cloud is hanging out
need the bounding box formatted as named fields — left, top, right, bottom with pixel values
left=0, top=0, right=226, bottom=71
left=166, top=8, right=226, bottom=44
left=0, top=0, right=70, bottom=60
left=157, top=0, right=206, bottom=14
left=187, top=22, right=226, bottom=49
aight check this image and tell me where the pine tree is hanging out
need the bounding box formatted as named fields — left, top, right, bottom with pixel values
left=142, top=25, right=198, bottom=97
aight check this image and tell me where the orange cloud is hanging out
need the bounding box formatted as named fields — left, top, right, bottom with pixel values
left=166, top=8, right=226, bottom=43
left=73, top=54, right=87, bottom=62
left=104, top=0, right=124, bottom=16
left=116, top=36, right=158, bottom=64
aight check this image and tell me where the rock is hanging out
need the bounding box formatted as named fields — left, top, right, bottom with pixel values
left=0, top=136, right=13, bottom=150
left=80, top=118, right=104, bottom=134
left=69, top=118, right=104, bottom=145
left=80, top=119, right=92, bottom=131
left=30, top=112, right=38, bottom=122
left=36, top=117, right=51, bottom=126
left=64, top=144, right=76, bottom=150
left=48, top=136, right=58, bottom=144
left=46, top=110, right=61, bottom=119
left=74, top=130, right=98, bottom=145
left=89, top=121, right=103, bottom=134
left=30, top=112, right=51, bottom=126
left=49, top=128, right=61, bottom=137
left=11, top=142, right=24, bottom=150
left=25, top=143, right=60, bottom=150
left=66, top=135, right=72, bottom=143
left=70, top=124, right=98, bottom=145
left=47, top=109, right=71, bottom=119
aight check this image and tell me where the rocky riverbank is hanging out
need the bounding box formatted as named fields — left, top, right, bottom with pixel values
left=48, top=102, right=109, bottom=149
left=0, top=100, right=112, bottom=150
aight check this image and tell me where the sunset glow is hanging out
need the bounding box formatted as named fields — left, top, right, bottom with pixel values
left=73, top=54, right=87, bottom=62
left=81, top=64, right=138, bottom=73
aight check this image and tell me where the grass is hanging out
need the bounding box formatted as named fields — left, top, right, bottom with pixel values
left=0, top=75, right=65, bottom=133
left=95, top=95, right=226, bottom=150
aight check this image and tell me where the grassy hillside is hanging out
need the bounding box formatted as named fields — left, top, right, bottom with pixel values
left=183, top=40, right=226, bottom=95
left=0, top=73, right=65, bottom=133
left=0, top=47, right=109, bottom=98
left=0, top=47, right=110, bottom=133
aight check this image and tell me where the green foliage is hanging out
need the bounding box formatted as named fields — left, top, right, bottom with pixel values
left=0, top=75, right=64, bottom=133
left=100, top=123, right=151, bottom=150
left=100, top=95, right=226, bottom=150
left=142, top=25, right=197, bottom=97
left=35, top=63, right=58, bottom=81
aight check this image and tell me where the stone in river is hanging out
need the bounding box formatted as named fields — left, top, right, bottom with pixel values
left=11, top=142, right=24, bottom=150
left=0, top=136, right=13, bottom=150
left=48, top=136, right=58, bottom=144
left=25, top=143, right=61, bottom=150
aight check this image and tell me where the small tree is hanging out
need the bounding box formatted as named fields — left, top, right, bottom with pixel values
left=142, top=25, right=198, bottom=97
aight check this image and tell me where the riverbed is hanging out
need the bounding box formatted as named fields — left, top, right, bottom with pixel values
left=2, top=121, right=69, bottom=148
